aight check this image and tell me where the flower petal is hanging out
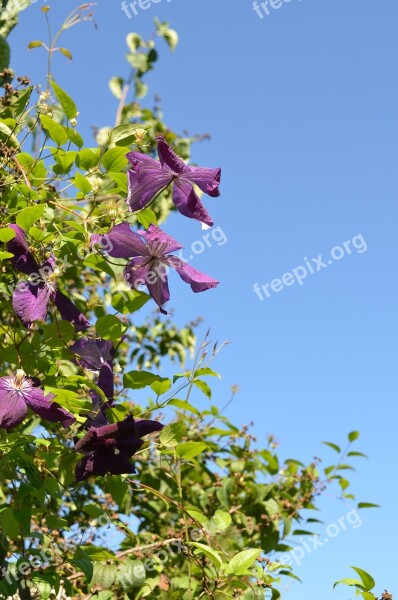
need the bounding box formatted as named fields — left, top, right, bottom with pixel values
left=186, top=166, right=221, bottom=197
left=143, top=224, right=183, bottom=254
left=75, top=450, right=136, bottom=482
left=92, top=222, right=147, bottom=259
left=8, top=225, right=40, bottom=276
left=53, top=290, right=90, bottom=332
left=70, top=337, right=114, bottom=371
left=124, top=260, right=170, bottom=314
left=12, top=281, right=50, bottom=326
left=126, top=152, right=172, bottom=212
left=134, top=418, right=164, bottom=439
left=0, top=380, right=27, bottom=429
left=173, top=179, right=213, bottom=227
left=156, top=136, right=187, bottom=174
left=166, top=256, right=219, bottom=293
left=25, top=388, right=75, bottom=427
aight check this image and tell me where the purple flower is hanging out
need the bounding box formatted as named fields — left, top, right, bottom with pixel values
left=126, top=136, right=221, bottom=227
left=92, top=223, right=219, bottom=314
left=0, top=370, right=75, bottom=430
left=7, top=225, right=89, bottom=331
left=70, top=337, right=115, bottom=426
left=74, top=415, right=163, bottom=482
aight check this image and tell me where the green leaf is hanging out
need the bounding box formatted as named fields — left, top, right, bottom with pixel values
left=39, top=114, right=68, bottom=146
left=350, top=565, right=376, bottom=589
left=126, top=33, right=142, bottom=52
left=110, top=123, right=148, bottom=145
left=137, top=208, right=157, bottom=228
left=101, top=146, right=128, bottom=172
left=212, top=509, right=232, bottom=533
left=75, top=148, right=100, bottom=171
left=70, top=558, right=93, bottom=582
left=357, top=502, right=380, bottom=509
left=123, top=370, right=160, bottom=389
left=27, top=40, right=43, bottom=49
left=16, top=204, right=45, bottom=231
left=167, top=399, right=200, bottom=416
left=109, top=77, right=124, bottom=100
left=159, top=422, right=186, bottom=447
left=192, top=543, right=222, bottom=569
left=50, top=81, right=77, bottom=119
left=348, top=431, right=360, bottom=442
left=74, top=172, right=92, bottom=194
left=112, top=290, right=150, bottom=314
left=59, top=47, right=73, bottom=60
left=96, top=315, right=126, bottom=344
left=226, top=549, right=262, bottom=576
left=80, top=546, right=115, bottom=561
left=151, top=377, right=172, bottom=396
left=176, top=442, right=208, bottom=460
left=322, top=441, right=341, bottom=453
left=333, top=578, right=364, bottom=590
left=0, top=251, right=13, bottom=260
left=193, top=379, right=212, bottom=399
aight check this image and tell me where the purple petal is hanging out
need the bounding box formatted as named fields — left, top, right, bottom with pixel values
left=0, top=379, right=27, bottom=429
left=53, top=290, right=90, bottom=332
left=92, top=223, right=147, bottom=259
left=75, top=450, right=136, bottom=482
left=186, top=166, right=221, bottom=198
left=124, top=260, right=170, bottom=314
left=25, top=388, right=75, bottom=427
left=156, top=137, right=187, bottom=174
left=98, top=361, right=114, bottom=403
left=134, top=419, right=164, bottom=439
left=12, top=281, right=50, bottom=326
left=143, top=224, right=183, bottom=255
left=70, top=338, right=114, bottom=371
left=7, top=225, right=39, bottom=276
left=126, top=152, right=172, bottom=212
left=166, top=256, right=219, bottom=293
left=173, top=179, right=214, bottom=227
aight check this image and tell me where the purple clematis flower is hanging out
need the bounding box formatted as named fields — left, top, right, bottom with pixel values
left=7, top=225, right=89, bottom=331
left=92, top=223, right=219, bottom=315
left=126, top=136, right=221, bottom=227
left=70, top=337, right=115, bottom=426
left=74, top=415, right=163, bottom=482
left=0, top=370, right=75, bottom=430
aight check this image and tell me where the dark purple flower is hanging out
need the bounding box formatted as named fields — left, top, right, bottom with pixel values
left=126, top=136, right=221, bottom=227
left=92, top=223, right=219, bottom=314
left=74, top=415, right=163, bottom=482
left=70, top=337, right=115, bottom=426
left=7, top=225, right=89, bottom=331
left=0, top=370, right=75, bottom=430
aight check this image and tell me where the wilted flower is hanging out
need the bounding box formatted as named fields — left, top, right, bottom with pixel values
left=7, top=225, right=89, bottom=331
left=74, top=415, right=163, bottom=482
left=126, top=136, right=221, bottom=227
left=92, top=223, right=219, bottom=314
left=0, top=370, right=75, bottom=430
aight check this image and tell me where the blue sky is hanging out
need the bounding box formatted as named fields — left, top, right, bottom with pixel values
left=9, top=0, right=398, bottom=598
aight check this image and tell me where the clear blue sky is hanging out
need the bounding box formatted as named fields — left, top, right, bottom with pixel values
left=9, top=1, right=398, bottom=597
